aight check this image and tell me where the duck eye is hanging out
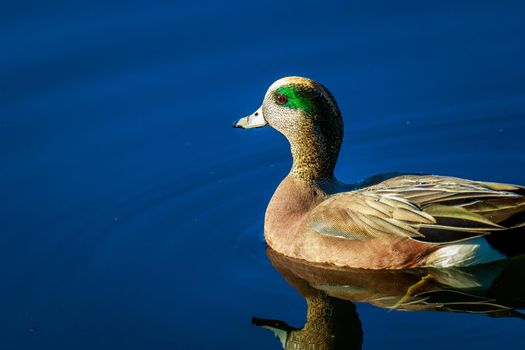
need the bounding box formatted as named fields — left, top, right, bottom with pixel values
left=275, top=93, right=288, bottom=105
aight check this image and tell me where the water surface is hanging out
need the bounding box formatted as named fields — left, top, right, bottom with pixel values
left=2, top=1, right=525, bottom=349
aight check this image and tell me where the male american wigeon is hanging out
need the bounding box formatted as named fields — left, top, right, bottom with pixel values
left=234, top=76, right=525, bottom=269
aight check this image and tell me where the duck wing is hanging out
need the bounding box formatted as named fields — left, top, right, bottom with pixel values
left=307, top=175, right=525, bottom=244
left=347, top=171, right=426, bottom=190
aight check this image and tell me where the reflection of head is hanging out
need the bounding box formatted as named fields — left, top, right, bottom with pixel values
left=253, top=293, right=363, bottom=350
left=255, top=248, right=363, bottom=349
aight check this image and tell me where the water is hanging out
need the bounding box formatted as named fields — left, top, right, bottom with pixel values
left=1, top=1, right=525, bottom=349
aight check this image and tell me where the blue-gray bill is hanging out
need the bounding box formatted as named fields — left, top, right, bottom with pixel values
left=233, top=106, right=267, bottom=128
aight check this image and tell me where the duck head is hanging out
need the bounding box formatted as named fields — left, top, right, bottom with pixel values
left=234, top=76, right=344, bottom=181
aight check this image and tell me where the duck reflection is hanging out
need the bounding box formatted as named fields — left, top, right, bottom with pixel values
left=254, top=248, right=525, bottom=349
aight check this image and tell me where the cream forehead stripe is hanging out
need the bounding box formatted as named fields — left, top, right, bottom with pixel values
left=268, top=76, right=316, bottom=91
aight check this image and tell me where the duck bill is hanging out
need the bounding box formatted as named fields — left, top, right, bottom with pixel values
left=233, top=106, right=268, bottom=129
left=252, top=317, right=291, bottom=348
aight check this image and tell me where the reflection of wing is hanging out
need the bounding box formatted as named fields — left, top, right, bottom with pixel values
left=307, top=175, right=525, bottom=244
left=267, top=248, right=525, bottom=319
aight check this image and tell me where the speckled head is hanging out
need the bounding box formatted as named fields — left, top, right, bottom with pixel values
left=262, top=77, right=343, bottom=143
left=234, top=76, right=344, bottom=181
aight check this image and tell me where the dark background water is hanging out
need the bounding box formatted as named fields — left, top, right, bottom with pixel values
left=2, top=1, right=525, bottom=349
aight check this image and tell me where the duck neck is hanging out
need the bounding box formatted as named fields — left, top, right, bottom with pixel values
left=289, top=127, right=341, bottom=183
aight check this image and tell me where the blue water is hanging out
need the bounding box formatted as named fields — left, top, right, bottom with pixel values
left=2, top=1, right=525, bottom=349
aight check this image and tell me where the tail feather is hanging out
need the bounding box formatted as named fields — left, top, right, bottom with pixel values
left=485, top=226, right=525, bottom=257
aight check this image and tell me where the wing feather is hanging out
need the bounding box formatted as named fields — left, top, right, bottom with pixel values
left=307, top=175, right=525, bottom=244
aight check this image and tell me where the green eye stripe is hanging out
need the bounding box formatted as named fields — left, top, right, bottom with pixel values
left=275, top=86, right=315, bottom=114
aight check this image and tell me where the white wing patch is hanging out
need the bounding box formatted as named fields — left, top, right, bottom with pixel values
left=426, top=238, right=506, bottom=267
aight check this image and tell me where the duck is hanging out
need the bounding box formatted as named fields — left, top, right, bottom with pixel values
left=233, top=76, right=525, bottom=269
